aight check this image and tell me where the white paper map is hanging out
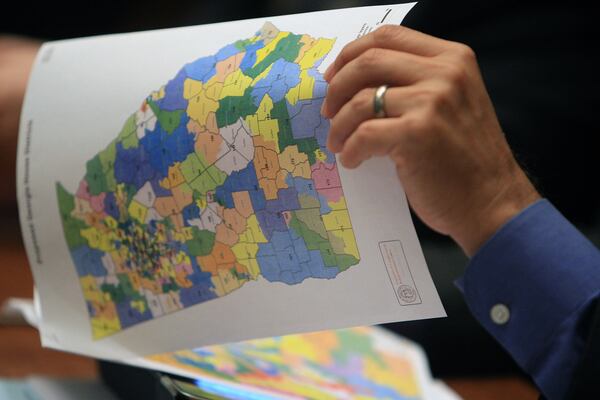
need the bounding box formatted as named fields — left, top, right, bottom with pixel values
left=17, top=2, right=444, bottom=360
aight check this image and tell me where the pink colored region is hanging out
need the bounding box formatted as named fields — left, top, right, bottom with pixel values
left=76, top=180, right=91, bottom=200
left=311, top=161, right=343, bottom=202
left=175, top=263, right=193, bottom=275
left=90, top=192, right=106, bottom=213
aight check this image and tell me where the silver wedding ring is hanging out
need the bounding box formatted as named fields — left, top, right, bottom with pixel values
left=373, top=85, right=389, bottom=118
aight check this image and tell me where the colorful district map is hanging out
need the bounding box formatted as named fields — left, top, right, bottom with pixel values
left=56, top=22, right=360, bottom=339
left=148, top=326, right=423, bottom=400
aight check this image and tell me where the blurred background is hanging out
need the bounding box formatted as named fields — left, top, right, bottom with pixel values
left=1, top=0, right=598, bottom=399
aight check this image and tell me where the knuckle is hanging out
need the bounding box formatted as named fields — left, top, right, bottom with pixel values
left=443, top=63, right=468, bottom=87
left=357, top=48, right=382, bottom=68
left=453, top=43, right=476, bottom=62
left=373, top=25, right=402, bottom=46
left=351, top=89, right=373, bottom=113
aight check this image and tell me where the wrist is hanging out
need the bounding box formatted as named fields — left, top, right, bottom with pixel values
left=453, top=167, right=540, bottom=257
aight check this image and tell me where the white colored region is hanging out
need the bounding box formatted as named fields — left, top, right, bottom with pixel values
left=216, top=118, right=254, bottom=174
left=133, top=181, right=156, bottom=208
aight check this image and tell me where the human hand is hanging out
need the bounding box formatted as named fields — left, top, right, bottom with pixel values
left=321, top=25, right=540, bottom=256
left=0, top=36, right=40, bottom=207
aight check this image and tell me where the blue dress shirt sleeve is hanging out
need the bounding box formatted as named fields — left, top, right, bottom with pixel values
left=456, top=199, right=600, bottom=400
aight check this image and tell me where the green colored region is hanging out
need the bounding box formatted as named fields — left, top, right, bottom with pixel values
left=289, top=213, right=337, bottom=268
left=117, top=114, right=139, bottom=149
left=244, top=34, right=303, bottom=79
left=101, top=274, right=146, bottom=304
left=186, top=227, right=215, bottom=257
left=147, top=98, right=184, bottom=134
left=273, top=100, right=319, bottom=165
left=234, top=38, right=253, bottom=51
left=84, top=155, right=110, bottom=196
left=162, top=281, right=180, bottom=293
left=181, top=153, right=224, bottom=195
left=335, top=253, right=359, bottom=272
left=56, top=183, right=89, bottom=249
left=98, top=141, right=117, bottom=192
left=216, top=87, right=259, bottom=128
left=332, top=329, right=384, bottom=367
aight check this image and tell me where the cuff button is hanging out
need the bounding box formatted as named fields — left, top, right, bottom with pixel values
left=490, top=303, right=510, bottom=325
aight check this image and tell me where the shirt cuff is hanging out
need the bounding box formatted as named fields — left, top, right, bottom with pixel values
left=456, top=199, right=600, bottom=379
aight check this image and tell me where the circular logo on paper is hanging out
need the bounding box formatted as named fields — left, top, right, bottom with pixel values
left=397, top=285, right=417, bottom=303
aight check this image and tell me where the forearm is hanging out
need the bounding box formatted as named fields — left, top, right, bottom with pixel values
left=457, top=199, right=600, bottom=399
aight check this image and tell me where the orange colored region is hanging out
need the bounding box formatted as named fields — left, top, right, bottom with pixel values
left=195, top=130, right=223, bottom=165
left=212, top=52, right=245, bottom=83
left=295, top=34, right=317, bottom=63
left=141, top=276, right=162, bottom=293
left=206, top=112, right=219, bottom=134
left=223, top=208, right=246, bottom=234
left=232, top=191, right=254, bottom=219
left=174, top=268, right=193, bottom=289
left=127, top=271, right=142, bottom=292
left=170, top=213, right=185, bottom=232
left=254, top=146, right=284, bottom=200
left=168, top=163, right=186, bottom=188
left=83, top=211, right=108, bottom=230
left=171, top=184, right=193, bottom=210
left=197, top=241, right=238, bottom=276
left=93, top=300, right=119, bottom=321
left=155, top=197, right=179, bottom=217
left=253, top=134, right=277, bottom=152
left=215, top=223, right=238, bottom=246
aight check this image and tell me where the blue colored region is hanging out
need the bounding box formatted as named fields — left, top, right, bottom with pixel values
left=139, top=113, right=195, bottom=177
left=215, top=43, right=240, bottom=62
left=288, top=99, right=324, bottom=139
left=182, top=202, right=200, bottom=225
left=114, top=142, right=157, bottom=190
left=317, top=192, right=332, bottom=214
left=315, top=112, right=330, bottom=148
left=307, top=249, right=339, bottom=277
left=158, top=68, right=188, bottom=111
left=115, top=300, right=153, bottom=329
left=251, top=59, right=301, bottom=106
left=103, top=192, right=120, bottom=220
left=71, top=245, right=107, bottom=277
left=184, top=55, right=216, bottom=82
left=308, top=67, right=328, bottom=99
left=255, top=209, right=287, bottom=240
left=215, top=163, right=266, bottom=210
left=265, top=187, right=300, bottom=214
left=179, top=284, right=217, bottom=307
left=239, top=40, right=264, bottom=72
left=150, top=176, right=172, bottom=197
left=291, top=176, right=320, bottom=202
left=257, top=255, right=281, bottom=282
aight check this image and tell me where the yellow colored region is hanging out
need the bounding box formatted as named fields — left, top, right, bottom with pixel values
left=280, top=335, right=321, bottom=363
left=322, top=209, right=352, bottom=231
left=314, top=148, right=328, bottom=162
left=298, top=69, right=315, bottom=100
left=219, top=69, right=253, bottom=99
left=257, top=93, right=273, bottom=119
left=151, top=86, right=165, bottom=101
left=257, top=119, right=279, bottom=144
left=364, top=357, right=420, bottom=397
left=328, top=228, right=359, bottom=259
left=298, top=38, right=335, bottom=70
left=103, top=215, right=118, bottom=229
left=183, top=78, right=203, bottom=100
left=255, top=32, right=290, bottom=64
left=176, top=250, right=191, bottom=265
left=245, top=114, right=260, bottom=136
left=91, top=316, right=121, bottom=340
left=285, top=83, right=300, bottom=106
left=187, top=88, right=219, bottom=127
left=81, top=276, right=103, bottom=303
left=196, top=197, right=207, bottom=210
left=219, top=268, right=242, bottom=294
left=211, top=276, right=226, bottom=297
left=251, top=64, right=273, bottom=86
left=231, top=241, right=259, bottom=261
left=80, top=227, right=113, bottom=252
left=237, top=258, right=260, bottom=280
left=131, top=299, right=147, bottom=314
left=328, top=195, right=348, bottom=211
left=127, top=200, right=147, bottom=225
left=203, top=81, right=223, bottom=101
left=246, top=215, right=268, bottom=243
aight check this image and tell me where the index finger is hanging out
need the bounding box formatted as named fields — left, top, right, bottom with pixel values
left=323, top=25, right=451, bottom=81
